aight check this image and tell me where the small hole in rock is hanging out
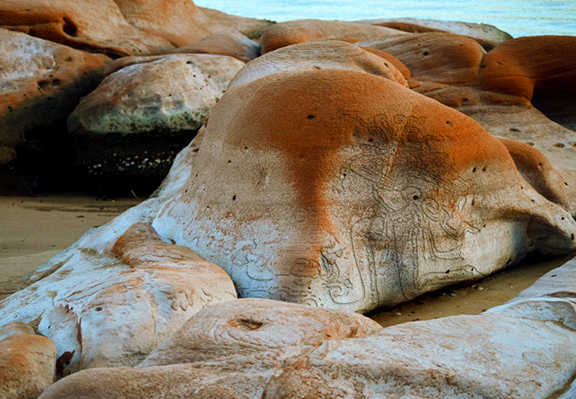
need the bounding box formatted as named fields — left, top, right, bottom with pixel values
left=553, top=143, right=565, bottom=148
left=95, top=307, right=103, bottom=312
left=482, top=167, right=487, bottom=172
left=446, top=121, right=452, bottom=126
left=412, top=195, right=419, bottom=200
left=62, top=17, right=78, bottom=37
left=472, top=167, right=477, bottom=173
left=237, top=318, right=263, bottom=330
left=232, top=195, right=236, bottom=201
left=423, top=51, right=429, bottom=56
left=307, top=115, right=315, bottom=120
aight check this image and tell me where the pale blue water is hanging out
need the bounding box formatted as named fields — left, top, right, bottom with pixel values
left=195, top=0, right=576, bottom=38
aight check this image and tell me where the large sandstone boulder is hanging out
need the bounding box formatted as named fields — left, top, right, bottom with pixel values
left=359, top=32, right=486, bottom=85
left=0, top=0, right=270, bottom=58
left=477, top=35, right=576, bottom=102
left=0, top=0, right=175, bottom=57
left=67, top=53, right=244, bottom=182
left=228, top=41, right=408, bottom=89
left=112, top=0, right=269, bottom=48
left=1, top=40, right=575, bottom=324
left=0, top=323, right=57, bottom=399
left=38, top=258, right=576, bottom=398
left=360, top=18, right=513, bottom=50
left=150, top=41, right=576, bottom=312
left=0, top=28, right=110, bottom=193
left=259, top=19, right=406, bottom=54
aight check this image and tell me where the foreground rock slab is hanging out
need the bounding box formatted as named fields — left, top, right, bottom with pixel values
left=39, top=256, right=576, bottom=398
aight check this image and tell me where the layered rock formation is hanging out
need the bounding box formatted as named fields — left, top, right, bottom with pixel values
left=39, top=257, right=576, bottom=398
left=360, top=34, right=576, bottom=173
left=1, top=3, right=576, bottom=396
left=0, top=0, right=269, bottom=57
left=259, top=19, right=406, bottom=54
left=360, top=18, right=513, bottom=50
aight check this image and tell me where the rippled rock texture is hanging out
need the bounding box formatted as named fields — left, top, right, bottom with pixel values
left=39, top=257, right=576, bottom=398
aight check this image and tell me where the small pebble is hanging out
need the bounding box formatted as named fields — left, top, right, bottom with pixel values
left=394, top=312, right=401, bottom=317
left=450, top=293, right=456, bottom=297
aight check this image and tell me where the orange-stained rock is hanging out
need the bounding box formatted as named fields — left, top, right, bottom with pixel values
left=228, top=41, right=408, bottom=90
left=0, top=0, right=175, bottom=57
left=359, top=32, right=486, bottom=84
left=259, top=19, right=406, bottom=54
left=409, top=70, right=576, bottom=173
left=0, top=0, right=269, bottom=58
left=361, top=18, right=512, bottom=50
left=112, top=222, right=205, bottom=268
left=112, top=0, right=268, bottom=48
left=478, top=36, right=576, bottom=101
left=150, top=48, right=576, bottom=313
left=0, top=333, right=57, bottom=399
left=498, top=138, right=576, bottom=216
left=0, top=28, right=110, bottom=193
left=358, top=46, right=411, bottom=80
left=167, top=31, right=260, bottom=63
left=0, top=321, right=35, bottom=341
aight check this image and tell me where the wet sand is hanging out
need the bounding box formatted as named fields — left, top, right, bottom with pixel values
left=0, top=193, right=573, bottom=326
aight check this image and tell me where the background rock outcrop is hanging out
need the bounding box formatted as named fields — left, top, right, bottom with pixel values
left=67, top=53, right=244, bottom=183
left=259, top=19, right=406, bottom=53
left=0, top=28, right=110, bottom=193
left=0, top=0, right=269, bottom=58
left=360, top=18, right=513, bottom=50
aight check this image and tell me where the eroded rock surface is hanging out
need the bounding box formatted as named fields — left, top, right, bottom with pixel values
left=359, top=32, right=486, bottom=84
left=0, top=0, right=269, bottom=58
left=151, top=41, right=576, bottom=312
left=360, top=18, right=512, bottom=50
left=167, top=31, right=260, bottom=63
left=259, top=19, right=406, bottom=54
left=67, top=53, right=244, bottom=181
left=0, top=160, right=236, bottom=375
left=38, top=258, right=576, bottom=399
left=409, top=35, right=576, bottom=172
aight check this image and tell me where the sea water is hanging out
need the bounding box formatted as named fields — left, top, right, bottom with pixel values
left=194, top=0, right=576, bottom=38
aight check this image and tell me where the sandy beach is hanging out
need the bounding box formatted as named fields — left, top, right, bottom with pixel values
left=1, top=192, right=572, bottom=326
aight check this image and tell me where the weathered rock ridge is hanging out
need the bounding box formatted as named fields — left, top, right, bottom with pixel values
left=39, top=257, right=576, bottom=398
